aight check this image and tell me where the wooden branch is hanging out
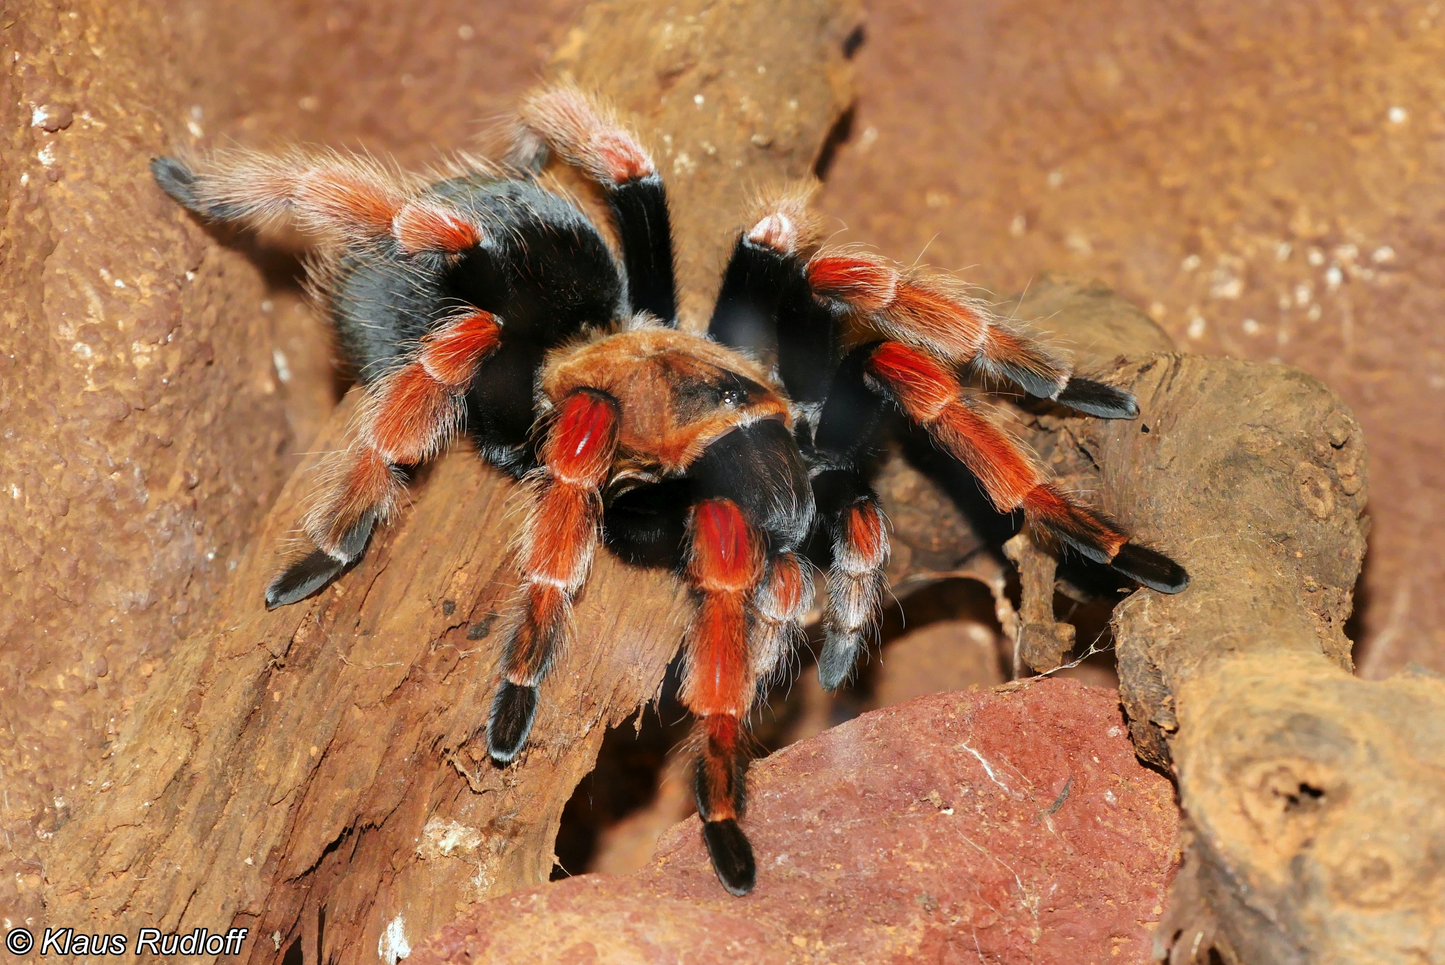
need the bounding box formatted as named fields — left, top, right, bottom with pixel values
left=41, top=1, right=862, bottom=961
left=1004, top=277, right=1445, bottom=964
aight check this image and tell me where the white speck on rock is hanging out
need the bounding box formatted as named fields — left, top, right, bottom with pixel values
left=379, top=915, right=410, bottom=964
left=1371, top=245, right=1395, bottom=264
left=1388, top=106, right=1408, bottom=124
left=1242, top=318, right=1261, bottom=336
left=272, top=348, right=292, bottom=383
left=1187, top=315, right=1207, bottom=340
left=1180, top=254, right=1201, bottom=272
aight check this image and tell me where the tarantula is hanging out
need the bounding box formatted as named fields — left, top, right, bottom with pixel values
left=152, top=86, right=1187, bottom=896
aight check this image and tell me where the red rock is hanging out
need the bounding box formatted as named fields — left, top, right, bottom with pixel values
left=412, top=679, right=1178, bottom=965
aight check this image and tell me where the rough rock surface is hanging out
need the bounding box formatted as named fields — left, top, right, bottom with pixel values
left=412, top=680, right=1179, bottom=965
left=820, top=0, right=1445, bottom=677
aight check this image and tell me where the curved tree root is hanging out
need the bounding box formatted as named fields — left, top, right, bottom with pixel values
left=1011, top=277, right=1445, bottom=965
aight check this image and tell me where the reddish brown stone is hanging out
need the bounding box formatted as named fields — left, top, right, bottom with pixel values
left=412, top=679, right=1179, bottom=965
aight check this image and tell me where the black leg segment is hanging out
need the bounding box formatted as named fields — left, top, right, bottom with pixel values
left=709, top=237, right=841, bottom=412
left=607, top=175, right=678, bottom=324
left=487, top=680, right=540, bottom=764
left=1056, top=377, right=1139, bottom=419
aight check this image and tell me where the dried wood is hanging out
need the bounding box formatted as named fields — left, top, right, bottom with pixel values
left=1005, top=277, right=1445, bottom=965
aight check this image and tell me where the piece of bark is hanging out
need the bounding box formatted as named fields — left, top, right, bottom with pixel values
left=40, top=1, right=862, bottom=962
left=1002, top=277, right=1445, bottom=964
left=1003, top=529, right=1075, bottom=674
left=410, top=680, right=1180, bottom=965
left=0, top=0, right=301, bottom=929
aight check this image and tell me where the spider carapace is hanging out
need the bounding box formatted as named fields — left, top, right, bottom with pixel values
left=152, top=86, right=1188, bottom=896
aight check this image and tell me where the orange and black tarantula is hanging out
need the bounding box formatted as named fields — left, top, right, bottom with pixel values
left=151, top=86, right=1187, bottom=896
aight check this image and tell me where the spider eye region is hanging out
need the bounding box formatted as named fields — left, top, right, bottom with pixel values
left=672, top=370, right=761, bottom=421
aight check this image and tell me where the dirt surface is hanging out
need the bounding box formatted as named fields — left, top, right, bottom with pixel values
left=411, top=681, right=1180, bottom=965
left=819, top=0, right=1445, bottom=677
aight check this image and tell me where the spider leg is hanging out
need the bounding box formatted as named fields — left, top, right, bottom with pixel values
left=150, top=151, right=484, bottom=255
left=861, top=341, right=1188, bottom=593
left=750, top=550, right=814, bottom=688
left=486, top=389, right=621, bottom=763
left=812, top=470, right=890, bottom=691
left=680, top=498, right=768, bottom=895
left=805, top=250, right=1138, bottom=419
left=266, top=310, right=502, bottom=608
left=510, top=86, right=678, bottom=323
left=708, top=188, right=840, bottom=415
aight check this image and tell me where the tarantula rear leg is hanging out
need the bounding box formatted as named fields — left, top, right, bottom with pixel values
left=150, top=151, right=484, bottom=255
left=266, top=311, right=502, bottom=608
left=806, top=251, right=1140, bottom=418
left=486, top=389, right=621, bottom=763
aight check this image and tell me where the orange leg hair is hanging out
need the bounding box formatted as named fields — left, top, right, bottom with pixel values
left=150, top=150, right=484, bottom=255
left=265, top=310, right=501, bottom=609
left=682, top=498, right=768, bottom=895
left=817, top=495, right=890, bottom=691
left=805, top=251, right=1073, bottom=401
left=509, top=85, right=656, bottom=186
left=863, top=341, right=1174, bottom=574
left=864, top=340, right=1187, bottom=592
left=749, top=551, right=814, bottom=686
left=486, top=389, right=621, bottom=763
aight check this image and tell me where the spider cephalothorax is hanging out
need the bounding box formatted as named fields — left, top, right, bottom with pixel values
left=152, top=85, right=1188, bottom=896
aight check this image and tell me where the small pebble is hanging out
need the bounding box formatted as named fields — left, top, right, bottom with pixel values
left=37, top=103, right=74, bottom=132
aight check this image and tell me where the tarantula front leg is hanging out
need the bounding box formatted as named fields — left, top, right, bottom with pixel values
left=486, top=390, right=621, bottom=763
left=810, top=471, right=890, bottom=691
left=805, top=251, right=1138, bottom=418
left=150, top=150, right=483, bottom=255
left=679, top=498, right=772, bottom=896
left=266, top=311, right=502, bottom=608
left=748, top=550, right=814, bottom=689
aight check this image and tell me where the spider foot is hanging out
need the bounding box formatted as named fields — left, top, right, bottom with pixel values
left=265, top=549, right=346, bottom=610
left=487, top=680, right=539, bottom=764
left=1055, top=377, right=1139, bottom=419
left=818, top=629, right=863, bottom=691
left=1111, top=542, right=1190, bottom=594
left=702, top=819, right=756, bottom=896
left=151, top=157, right=202, bottom=211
